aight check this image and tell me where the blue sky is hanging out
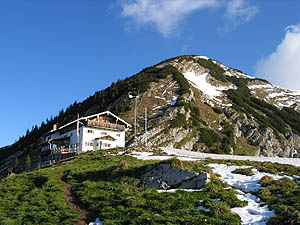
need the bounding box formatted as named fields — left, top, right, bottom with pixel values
left=0, top=0, right=300, bottom=147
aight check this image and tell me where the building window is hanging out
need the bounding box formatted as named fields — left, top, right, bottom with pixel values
left=85, top=142, right=93, bottom=146
left=100, top=131, right=107, bottom=135
left=116, top=134, right=120, bottom=137
left=87, top=130, right=94, bottom=133
left=103, top=143, right=111, bottom=147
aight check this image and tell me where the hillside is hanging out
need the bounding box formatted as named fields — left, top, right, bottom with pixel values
left=1, top=55, right=300, bottom=179
left=0, top=147, right=299, bottom=225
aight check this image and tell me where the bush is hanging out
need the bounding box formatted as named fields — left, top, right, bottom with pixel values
left=170, top=114, right=187, bottom=129
left=212, top=107, right=223, bottom=114
left=197, top=59, right=227, bottom=82
left=232, top=168, right=254, bottom=176
left=198, top=128, right=220, bottom=147
left=166, top=157, right=184, bottom=168
left=258, top=176, right=275, bottom=187
left=209, top=202, right=233, bottom=219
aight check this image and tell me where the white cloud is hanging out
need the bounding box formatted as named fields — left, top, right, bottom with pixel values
left=225, top=0, right=258, bottom=24
left=119, top=0, right=257, bottom=37
left=255, top=24, right=300, bottom=90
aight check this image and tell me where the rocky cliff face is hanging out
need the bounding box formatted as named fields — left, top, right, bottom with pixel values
left=126, top=55, right=300, bottom=157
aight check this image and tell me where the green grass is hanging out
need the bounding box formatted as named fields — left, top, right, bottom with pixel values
left=0, top=148, right=299, bottom=224
left=0, top=150, right=245, bottom=224
left=0, top=170, right=77, bottom=225
left=63, top=153, right=243, bottom=224
left=234, top=137, right=259, bottom=156
left=258, top=177, right=300, bottom=225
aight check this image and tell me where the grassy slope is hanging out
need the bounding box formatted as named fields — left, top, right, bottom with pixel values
left=0, top=149, right=299, bottom=225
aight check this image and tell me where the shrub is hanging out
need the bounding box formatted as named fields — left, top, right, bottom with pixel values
left=197, top=59, right=227, bottom=82
left=212, top=107, right=223, bottom=114
left=198, top=128, right=220, bottom=147
left=166, top=157, right=184, bottom=168
left=170, top=114, right=187, bottom=129
left=259, top=176, right=275, bottom=187
left=209, top=202, right=233, bottom=219
left=232, top=168, right=254, bottom=176
left=120, top=161, right=129, bottom=170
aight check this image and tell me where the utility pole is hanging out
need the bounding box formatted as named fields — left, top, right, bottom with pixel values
left=134, top=96, right=137, bottom=138
left=145, top=107, right=148, bottom=146
left=129, top=94, right=139, bottom=140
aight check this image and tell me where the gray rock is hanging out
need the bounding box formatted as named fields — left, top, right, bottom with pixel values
left=179, top=173, right=210, bottom=189
left=140, top=163, right=210, bottom=190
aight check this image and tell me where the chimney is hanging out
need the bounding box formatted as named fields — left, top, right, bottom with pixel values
left=53, top=124, right=57, bottom=131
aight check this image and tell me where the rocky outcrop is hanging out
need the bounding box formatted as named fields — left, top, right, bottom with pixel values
left=140, top=163, right=210, bottom=190
left=224, top=108, right=300, bottom=157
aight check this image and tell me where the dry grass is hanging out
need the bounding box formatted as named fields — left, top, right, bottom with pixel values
left=234, top=137, right=259, bottom=156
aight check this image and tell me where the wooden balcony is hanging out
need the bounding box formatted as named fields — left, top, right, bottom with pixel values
left=87, top=121, right=125, bottom=131
left=51, top=146, right=77, bottom=154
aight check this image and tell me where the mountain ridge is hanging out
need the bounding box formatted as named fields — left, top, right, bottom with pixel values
left=1, top=54, right=300, bottom=179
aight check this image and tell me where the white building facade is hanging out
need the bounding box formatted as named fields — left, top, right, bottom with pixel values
left=40, top=111, right=131, bottom=161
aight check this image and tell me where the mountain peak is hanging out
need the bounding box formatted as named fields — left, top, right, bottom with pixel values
left=1, top=55, right=300, bottom=180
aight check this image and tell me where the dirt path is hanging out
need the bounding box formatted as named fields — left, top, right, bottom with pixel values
left=57, top=172, right=96, bottom=225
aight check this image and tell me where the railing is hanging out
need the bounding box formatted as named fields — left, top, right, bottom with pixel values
left=41, top=145, right=51, bottom=152
left=87, top=121, right=125, bottom=131
left=37, top=160, right=55, bottom=168
left=51, top=145, right=77, bottom=154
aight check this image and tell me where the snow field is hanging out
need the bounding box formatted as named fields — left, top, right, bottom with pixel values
left=161, top=148, right=300, bottom=167
left=184, top=71, right=224, bottom=98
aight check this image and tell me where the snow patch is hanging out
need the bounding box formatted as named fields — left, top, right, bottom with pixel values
left=198, top=56, right=210, bottom=60
left=158, top=189, right=203, bottom=193
left=207, top=164, right=287, bottom=193
left=207, top=164, right=279, bottom=225
left=249, top=84, right=274, bottom=90
left=184, top=71, right=234, bottom=99
left=232, top=191, right=275, bottom=225
left=130, top=148, right=300, bottom=167
left=167, top=96, right=177, bottom=105
left=89, top=218, right=103, bottom=225
left=152, top=106, right=161, bottom=111
left=161, top=148, right=300, bottom=167
left=184, top=72, right=221, bottom=98
left=154, top=96, right=165, bottom=100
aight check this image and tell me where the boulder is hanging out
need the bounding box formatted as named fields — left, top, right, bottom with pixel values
left=178, top=173, right=210, bottom=189
left=140, top=163, right=210, bottom=190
